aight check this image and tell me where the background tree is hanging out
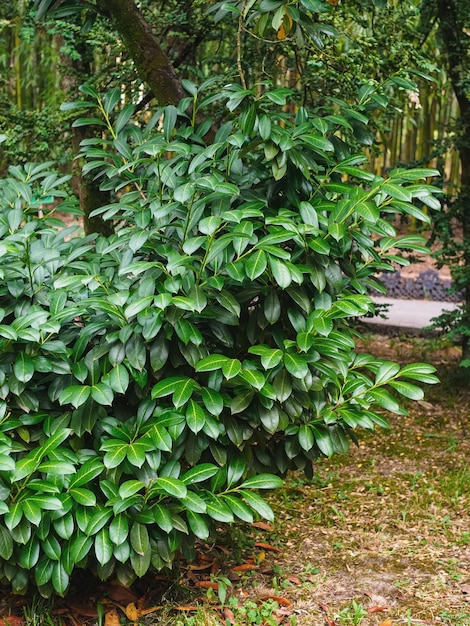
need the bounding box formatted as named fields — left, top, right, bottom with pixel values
left=421, top=0, right=470, bottom=363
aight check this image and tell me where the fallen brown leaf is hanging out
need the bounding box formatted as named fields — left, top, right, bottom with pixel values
left=0, top=618, right=24, bottom=626
left=195, top=580, right=218, bottom=590
left=379, top=620, right=393, bottom=626
left=124, top=603, right=139, bottom=621
left=188, top=560, right=215, bottom=571
left=107, top=584, right=139, bottom=605
left=232, top=563, right=259, bottom=572
left=254, top=542, right=283, bottom=553
left=104, top=609, right=120, bottom=626
left=368, top=606, right=389, bottom=613
left=63, top=603, right=99, bottom=618
left=260, top=595, right=292, bottom=607
left=252, top=522, right=273, bottom=531
left=461, top=583, right=470, bottom=594
left=287, top=575, right=302, bottom=585
left=223, top=607, right=236, bottom=624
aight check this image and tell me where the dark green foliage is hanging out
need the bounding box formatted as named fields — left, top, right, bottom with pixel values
left=0, top=83, right=440, bottom=595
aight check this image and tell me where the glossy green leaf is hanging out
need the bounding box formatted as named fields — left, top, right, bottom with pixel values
left=311, top=426, right=335, bottom=456
left=312, top=316, right=333, bottom=337
left=109, top=514, right=129, bottom=546
left=130, top=550, right=151, bottom=577
left=20, top=539, right=40, bottom=569
left=195, top=354, right=229, bottom=372
left=269, top=257, right=292, bottom=288
left=90, top=383, right=114, bottom=406
left=130, top=522, right=150, bottom=556
left=14, top=353, right=35, bottom=383
left=85, top=508, right=113, bottom=536
left=42, top=534, right=62, bottom=561
left=284, top=353, right=309, bottom=378
left=375, top=362, right=400, bottom=385
left=151, top=376, right=194, bottom=400
left=118, top=480, right=144, bottom=499
left=126, top=442, right=148, bottom=468
left=180, top=491, right=207, bottom=514
left=54, top=513, right=74, bottom=540
left=70, top=533, right=93, bottom=563
left=186, top=400, right=206, bottom=434
left=153, top=505, right=173, bottom=533
left=388, top=380, right=424, bottom=400
left=240, top=490, right=275, bottom=521
left=59, top=385, right=91, bottom=408
left=239, top=369, right=265, bottom=390
left=222, top=358, right=242, bottom=379
left=68, top=458, right=103, bottom=489
left=298, top=424, right=314, bottom=451
left=200, top=387, right=224, bottom=416
left=222, top=494, right=254, bottom=523
left=245, top=250, right=267, bottom=280
left=181, top=463, right=219, bottom=485
left=95, top=527, right=113, bottom=566
left=0, top=526, right=13, bottom=560
left=153, top=477, right=187, bottom=499
left=240, top=474, right=282, bottom=490
left=103, top=443, right=128, bottom=469
left=107, top=364, right=130, bottom=394
left=186, top=510, right=210, bottom=540
left=52, top=561, right=69, bottom=595
left=206, top=498, right=234, bottom=522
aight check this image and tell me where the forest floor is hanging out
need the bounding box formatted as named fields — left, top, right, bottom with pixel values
left=0, top=338, right=469, bottom=626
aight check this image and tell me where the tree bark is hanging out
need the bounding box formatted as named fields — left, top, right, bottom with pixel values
left=60, top=37, right=114, bottom=236
left=96, top=0, right=185, bottom=106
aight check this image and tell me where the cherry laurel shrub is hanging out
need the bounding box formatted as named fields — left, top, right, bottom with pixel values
left=0, top=84, right=440, bottom=595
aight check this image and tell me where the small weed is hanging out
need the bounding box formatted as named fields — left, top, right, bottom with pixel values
left=227, top=597, right=280, bottom=625
left=456, top=531, right=470, bottom=545
left=440, top=609, right=470, bottom=625
left=302, top=563, right=320, bottom=575
left=335, top=600, right=368, bottom=625
left=22, top=596, right=57, bottom=626
left=173, top=609, right=222, bottom=626
left=204, top=574, right=232, bottom=606
left=439, top=467, right=470, bottom=505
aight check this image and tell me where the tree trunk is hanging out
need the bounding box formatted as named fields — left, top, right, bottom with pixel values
left=96, top=0, right=185, bottom=105
left=60, top=37, right=114, bottom=236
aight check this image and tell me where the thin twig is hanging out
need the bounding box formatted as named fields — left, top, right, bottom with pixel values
left=237, top=0, right=247, bottom=89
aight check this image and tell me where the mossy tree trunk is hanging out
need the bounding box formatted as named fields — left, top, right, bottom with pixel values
left=96, top=0, right=185, bottom=106
left=60, top=37, right=114, bottom=237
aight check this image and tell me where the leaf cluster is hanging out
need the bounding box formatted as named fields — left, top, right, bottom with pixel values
left=0, top=82, right=440, bottom=594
